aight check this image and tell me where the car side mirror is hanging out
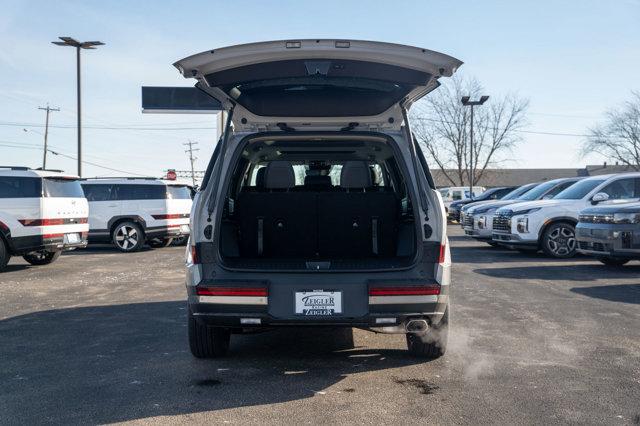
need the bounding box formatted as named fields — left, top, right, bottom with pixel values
left=591, top=192, right=609, bottom=204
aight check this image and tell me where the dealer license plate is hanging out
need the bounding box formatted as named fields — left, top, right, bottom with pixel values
left=295, top=290, right=342, bottom=316
left=64, top=233, right=80, bottom=244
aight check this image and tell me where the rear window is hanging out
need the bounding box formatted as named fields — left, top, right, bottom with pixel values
left=167, top=185, right=191, bottom=199
left=43, top=178, right=84, bottom=198
left=554, top=179, right=606, bottom=200
left=82, top=184, right=114, bottom=202
left=0, top=176, right=42, bottom=198
left=114, top=184, right=166, bottom=200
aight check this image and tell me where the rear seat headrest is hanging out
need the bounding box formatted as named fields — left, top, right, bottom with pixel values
left=264, top=161, right=295, bottom=189
left=340, top=161, right=372, bottom=189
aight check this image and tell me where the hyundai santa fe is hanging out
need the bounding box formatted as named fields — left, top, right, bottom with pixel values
left=178, top=40, right=460, bottom=358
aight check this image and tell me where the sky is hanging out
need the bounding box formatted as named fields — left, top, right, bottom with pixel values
left=0, top=0, right=639, bottom=177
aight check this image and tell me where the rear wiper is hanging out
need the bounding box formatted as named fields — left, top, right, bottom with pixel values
left=277, top=122, right=295, bottom=132
left=340, top=122, right=359, bottom=131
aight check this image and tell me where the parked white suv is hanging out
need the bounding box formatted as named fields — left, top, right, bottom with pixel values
left=81, top=178, right=192, bottom=252
left=0, top=167, right=88, bottom=271
left=176, top=39, right=458, bottom=358
left=463, top=178, right=581, bottom=244
left=492, top=173, right=640, bottom=258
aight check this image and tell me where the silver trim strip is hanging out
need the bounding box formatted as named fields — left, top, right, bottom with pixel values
left=368, top=295, right=438, bottom=305
left=197, top=295, right=268, bottom=305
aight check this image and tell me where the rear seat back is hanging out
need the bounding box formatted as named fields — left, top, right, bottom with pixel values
left=234, top=160, right=398, bottom=259
left=318, top=161, right=398, bottom=258
left=236, top=161, right=317, bottom=258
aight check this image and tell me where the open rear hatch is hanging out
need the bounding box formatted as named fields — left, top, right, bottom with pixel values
left=174, top=39, right=462, bottom=131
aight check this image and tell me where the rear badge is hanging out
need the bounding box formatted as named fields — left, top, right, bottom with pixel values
left=295, top=290, right=342, bottom=316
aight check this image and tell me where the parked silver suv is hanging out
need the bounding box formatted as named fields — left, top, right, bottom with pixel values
left=178, top=40, right=460, bottom=358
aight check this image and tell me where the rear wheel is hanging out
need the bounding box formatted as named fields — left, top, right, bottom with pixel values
left=541, top=222, right=577, bottom=258
left=23, top=250, right=61, bottom=265
left=598, top=257, right=630, bottom=267
left=148, top=237, right=174, bottom=248
left=0, top=238, right=10, bottom=271
left=112, top=222, right=145, bottom=252
left=188, top=309, right=231, bottom=358
left=406, top=307, right=448, bottom=359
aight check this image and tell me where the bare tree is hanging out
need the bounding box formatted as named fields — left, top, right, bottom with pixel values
left=582, top=92, right=640, bottom=170
left=411, top=76, right=529, bottom=186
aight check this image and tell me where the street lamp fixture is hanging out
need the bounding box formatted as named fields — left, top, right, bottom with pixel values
left=461, top=95, right=489, bottom=199
left=52, top=37, right=104, bottom=177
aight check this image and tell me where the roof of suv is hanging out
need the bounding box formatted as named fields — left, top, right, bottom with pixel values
left=81, top=177, right=191, bottom=186
left=0, top=167, right=79, bottom=179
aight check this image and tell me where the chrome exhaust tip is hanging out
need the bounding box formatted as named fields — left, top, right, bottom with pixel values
left=406, top=319, right=429, bottom=334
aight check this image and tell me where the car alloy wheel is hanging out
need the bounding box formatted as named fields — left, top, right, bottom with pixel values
left=115, top=224, right=139, bottom=251
left=546, top=225, right=576, bottom=256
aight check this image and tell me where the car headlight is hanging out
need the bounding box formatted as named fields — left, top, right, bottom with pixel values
left=512, top=207, right=542, bottom=216
left=516, top=217, right=529, bottom=233
left=613, top=212, right=640, bottom=224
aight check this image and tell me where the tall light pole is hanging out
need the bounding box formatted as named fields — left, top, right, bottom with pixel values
left=461, top=95, right=489, bottom=199
left=52, top=37, right=104, bottom=177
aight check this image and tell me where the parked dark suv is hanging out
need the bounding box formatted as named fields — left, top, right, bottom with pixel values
left=576, top=202, right=640, bottom=266
left=176, top=40, right=461, bottom=358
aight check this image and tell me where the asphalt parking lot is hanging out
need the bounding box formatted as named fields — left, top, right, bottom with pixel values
left=1, top=227, right=639, bottom=425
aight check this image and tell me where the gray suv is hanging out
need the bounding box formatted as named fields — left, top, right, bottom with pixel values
left=576, top=202, right=640, bottom=266
left=177, top=40, right=460, bottom=358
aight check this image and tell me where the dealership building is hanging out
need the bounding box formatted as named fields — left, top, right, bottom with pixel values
left=432, top=164, right=637, bottom=188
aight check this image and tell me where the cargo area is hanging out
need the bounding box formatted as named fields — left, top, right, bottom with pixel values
left=217, top=136, right=418, bottom=270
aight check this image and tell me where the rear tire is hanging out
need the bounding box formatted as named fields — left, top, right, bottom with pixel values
left=406, top=307, right=449, bottom=359
left=598, top=257, right=630, bottom=267
left=0, top=238, right=10, bottom=271
left=188, top=309, right=230, bottom=358
left=22, top=250, right=61, bottom=265
left=148, top=237, right=174, bottom=248
left=112, top=222, right=145, bottom=252
left=541, top=222, right=577, bottom=258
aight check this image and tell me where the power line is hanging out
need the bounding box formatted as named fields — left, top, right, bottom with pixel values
left=0, top=121, right=216, bottom=131
left=0, top=142, right=149, bottom=176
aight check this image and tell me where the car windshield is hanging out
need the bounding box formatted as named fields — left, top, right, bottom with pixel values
left=554, top=179, right=606, bottom=200
left=43, top=178, right=84, bottom=198
left=517, top=181, right=560, bottom=201
left=501, top=185, right=534, bottom=200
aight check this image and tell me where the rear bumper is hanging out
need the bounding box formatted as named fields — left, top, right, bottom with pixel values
left=187, top=276, right=449, bottom=331
left=8, top=234, right=88, bottom=255
left=146, top=224, right=191, bottom=239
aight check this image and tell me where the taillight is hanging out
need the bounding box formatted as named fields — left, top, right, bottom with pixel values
left=438, top=242, right=447, bottom=264
left=43, top=233, right=64, bottom=239
left=369, top=285, right=440, bottom=296
left=196, top=287, right=267, bottom=297
left=190, top=245, right=199, bottom=264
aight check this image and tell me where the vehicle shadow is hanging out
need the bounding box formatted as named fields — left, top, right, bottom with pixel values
left=63, top=244, right=159, bottom=255
left=1, top=264, right=30, bottom=273
left=570, top=284, right=640, bottom=304
left=450, top=245, right=592, bottom=264
left=473, top=263, right=640, bottom=282
left=0, top=301, right=425, bottom=424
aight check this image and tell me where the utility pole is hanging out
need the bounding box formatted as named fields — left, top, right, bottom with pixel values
left=37, top=105, right=60, bottom=169
left=183, top=140, right=200, bottom=186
